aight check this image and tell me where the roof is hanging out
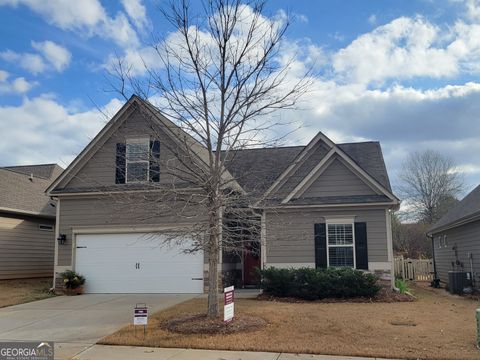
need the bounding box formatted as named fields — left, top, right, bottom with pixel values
left=223, top=146, right=304, bottom=196
left=223, top=142, right=392, bottom=196
left=429, top=185, right=480, bottom=233
left=0, top=164, right=63, bottom=218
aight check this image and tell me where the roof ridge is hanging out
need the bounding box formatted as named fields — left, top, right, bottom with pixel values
left=2, top=163, right=58, bottom=168
left=338, top=141, right=380, bottom=145
left=0, top=167, right=52, bottom=180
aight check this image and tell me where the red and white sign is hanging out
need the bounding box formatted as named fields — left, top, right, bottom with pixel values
left=224, top=285, right=234, bottom=323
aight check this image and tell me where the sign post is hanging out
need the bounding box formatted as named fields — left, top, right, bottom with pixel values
left=224, top=285, right=235, bottom=323
left=134, top=303, right=148, bottom=338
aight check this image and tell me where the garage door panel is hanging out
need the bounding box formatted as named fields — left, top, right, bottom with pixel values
left=75, top=232, right=203, bottom=294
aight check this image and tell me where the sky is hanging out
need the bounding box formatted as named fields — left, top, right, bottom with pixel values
left=1, top=0, right=480, bottom=196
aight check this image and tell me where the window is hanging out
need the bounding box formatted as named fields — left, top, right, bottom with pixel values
left=126, top=138, right=150, bottom=183
left=39, top=224, right=54, bottom=232
left=327, top=222, right=355, bottom=268
left=443, top=235, right=448, bottom=248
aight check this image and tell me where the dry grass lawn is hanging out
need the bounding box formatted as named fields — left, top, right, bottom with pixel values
left=0, top=278, right=54, bottom=308
left=101, top=284, right=480, bottom=360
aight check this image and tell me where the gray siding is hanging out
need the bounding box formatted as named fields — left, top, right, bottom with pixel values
left=57, top=195, right=207, bottom=266
left=301, top=158, right=378, bottom=198
left=433, top=220, right=480, bottom=289
left=0, top=214, right=55, bottom=279
left=63, top=108, right=193, bottom=190
left=265, top=207, right=389, bottom=265
left=272, top=141, right=330, bottom=198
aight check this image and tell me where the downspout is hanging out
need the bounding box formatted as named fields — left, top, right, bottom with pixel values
left=427, top=233, right=440, bottom=287
left=386, top=208, right=400, bottom=292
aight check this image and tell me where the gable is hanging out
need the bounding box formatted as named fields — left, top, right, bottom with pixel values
left=299, top=157, right=379, bottom=199
left=270, top=139, right=331, bottom=199
left=49, top=96, right=242, bottom=195
left=56, top=105, right=196, bottom=192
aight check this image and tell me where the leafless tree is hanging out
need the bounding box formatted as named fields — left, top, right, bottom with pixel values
left=398, top=150, right=464, bottom=224
left=104, top=0, right=310, bottom=317
left=392, top=214, right=431, bottom=258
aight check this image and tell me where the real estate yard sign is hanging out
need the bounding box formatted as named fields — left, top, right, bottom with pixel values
left=134, top=304, right=148, bottom=325
left=134, top=303, right=148, bottom=338
left=224, top=286, right=235, bottom=323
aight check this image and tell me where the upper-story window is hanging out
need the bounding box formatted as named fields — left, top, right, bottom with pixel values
left=126, top=138, right=150, bottom=183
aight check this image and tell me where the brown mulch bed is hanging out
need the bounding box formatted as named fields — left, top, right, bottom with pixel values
left=100, top=284, right=480, bottom=360
left=164, top=313, right=266, bottom=334
left=257, top=287, right=415, bottom=303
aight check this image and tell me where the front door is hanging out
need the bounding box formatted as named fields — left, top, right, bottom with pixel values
left=243, top=241, right=261, bottom=286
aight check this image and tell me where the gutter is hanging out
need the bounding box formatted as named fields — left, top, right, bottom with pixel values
left=0, top=206, right=55, bottom=220
left=428, top=211, right=480, bottom=236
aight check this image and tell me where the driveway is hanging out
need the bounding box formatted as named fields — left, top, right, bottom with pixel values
left=0, top=293, right=196, bottom=359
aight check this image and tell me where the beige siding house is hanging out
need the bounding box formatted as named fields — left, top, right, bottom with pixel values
left=0, top=164, right=63, bottom=279
left=47, top=96, right=399, bottom=293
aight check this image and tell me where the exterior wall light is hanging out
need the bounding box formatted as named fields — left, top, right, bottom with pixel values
left=57, top=234, right=66, bottom=245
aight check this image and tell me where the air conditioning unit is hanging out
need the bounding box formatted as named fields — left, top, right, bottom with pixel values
left=447, top=271, right=472, bottom=295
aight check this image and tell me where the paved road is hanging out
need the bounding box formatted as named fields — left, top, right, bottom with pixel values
left=73, top=345, right=396, bottom=360
left=0, top=294, right=196, bottom=359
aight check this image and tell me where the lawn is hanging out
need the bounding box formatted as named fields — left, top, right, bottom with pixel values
left=0, top=277, right=55, bottom=308
left=101, top=284, right=480, bottom=360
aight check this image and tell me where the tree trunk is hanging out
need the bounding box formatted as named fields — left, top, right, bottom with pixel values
left=207, top=207, right=220, bottom=318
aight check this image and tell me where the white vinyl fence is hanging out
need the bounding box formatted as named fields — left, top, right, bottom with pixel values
left=394, top=256, right=434, bottom=281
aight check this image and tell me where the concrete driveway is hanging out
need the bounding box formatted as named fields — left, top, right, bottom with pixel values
left=0, top=293, right=196, bottom=359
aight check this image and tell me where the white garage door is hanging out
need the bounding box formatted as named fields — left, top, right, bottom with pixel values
left=75, top=232, right=204, bottom=293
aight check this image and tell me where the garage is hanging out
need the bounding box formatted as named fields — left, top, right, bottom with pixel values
left=74, top=232, right=204, bottom=294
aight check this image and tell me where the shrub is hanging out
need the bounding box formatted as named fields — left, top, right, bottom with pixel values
left=395, top=278, right=410, bottom=294
left=60, top=270, right=85, bottom=290
left=259, top=267, right=380, bottom=300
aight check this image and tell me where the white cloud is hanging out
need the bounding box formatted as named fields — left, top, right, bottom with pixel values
left=0, top=95, right=123, bottom=166
left=0, top=50, right=46, bottom=75
left=0, top=0, right=139, bottom=48
left=333, top=17, right=458, bottom=85
left=121, top=0, right=148, bottom=30
left=0, top=70, right=36, bottom=94
left=0, top=41, right=71, bottom=74
left=0, top=0, right=105, bottom=29
left=368, top=14, right=377, bottom=25
left=31, top=41, right=71, bottom=72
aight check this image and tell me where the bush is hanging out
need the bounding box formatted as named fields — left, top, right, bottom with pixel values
left=60, top=270, right=85, bottom=289
left=259, top=267, right=380, bottom=300
left=395, top=278, right=410, bottom=294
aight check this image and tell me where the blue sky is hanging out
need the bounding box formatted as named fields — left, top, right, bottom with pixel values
left=1, top=0, right=480, bottom=196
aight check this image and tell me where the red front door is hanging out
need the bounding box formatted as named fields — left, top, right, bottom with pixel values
left=243, top=241, right=261, bottom=286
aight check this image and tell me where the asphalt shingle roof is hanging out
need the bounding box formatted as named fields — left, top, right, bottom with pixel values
left=429, top=185, right=480, bottom=233
left=224, top=142, right=393, bottom=197
left=0, top=164, right=63, bottom=217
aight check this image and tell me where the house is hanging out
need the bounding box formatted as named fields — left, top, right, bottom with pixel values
left=428, top=185, right=480, bottom=289
left=47, top=95, right=399, bottom=293
left=0, top=164, right=63, bottom=279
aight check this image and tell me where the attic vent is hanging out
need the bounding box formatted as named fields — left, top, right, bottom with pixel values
left=39, top=224, right=54, bottom=231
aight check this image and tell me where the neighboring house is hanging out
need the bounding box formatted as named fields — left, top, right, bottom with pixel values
left=429, top=185, right=480, bottom=289
left=47, top=96, right=399, bottom=294
left=0, top=164, right=63, bottom=279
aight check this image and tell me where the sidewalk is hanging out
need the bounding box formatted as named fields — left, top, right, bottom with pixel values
left=70, top=344, right=397, bottom=360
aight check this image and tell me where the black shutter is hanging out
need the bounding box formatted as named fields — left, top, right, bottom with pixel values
left=115, top=143, right=126, bottom=184
left=149, top=139, right=160, bottom=183
left=314, top=223, right=327, bottom=268
left=355, top=222, right=368, bottom=270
